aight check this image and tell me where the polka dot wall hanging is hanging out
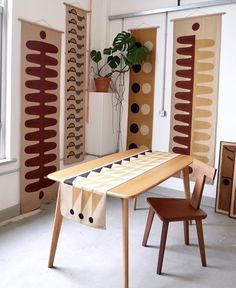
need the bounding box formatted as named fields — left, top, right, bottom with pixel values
left=64, top=3, right=90, bottom=164
left=127, top=28, right=157, bottom=150
left=20, top=19, right=62, bottom=213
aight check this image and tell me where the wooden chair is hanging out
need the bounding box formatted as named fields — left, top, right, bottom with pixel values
left=142, top=159, right=216, bottom=275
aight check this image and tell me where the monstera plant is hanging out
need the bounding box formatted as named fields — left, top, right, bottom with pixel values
left=90, top=31, right=149, bottom=92
left=90, top=31, right=150, bottom=151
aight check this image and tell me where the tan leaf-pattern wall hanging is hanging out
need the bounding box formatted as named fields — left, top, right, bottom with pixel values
left=169, top=14, right=223, bottom=170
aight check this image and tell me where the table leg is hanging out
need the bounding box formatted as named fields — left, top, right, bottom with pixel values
left=48, top=189, right=63, bottom=268
left=133, top=197, right=137, bottom=210
left=182, top=166, right=192, bottom=224
left=122, top=198, right=129, bottom=288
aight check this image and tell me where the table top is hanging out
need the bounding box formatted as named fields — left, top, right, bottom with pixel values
left=48, top=149, right=193, bottom=199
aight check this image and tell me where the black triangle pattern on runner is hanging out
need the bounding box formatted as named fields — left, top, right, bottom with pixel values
left=64, top=151, right=147, bottom=185
left=80, top=171, right=91, bottom=178
left=104, top=163, right=113, bottom=169
left=93, top=167, right=103, bottom=173
left=64, top=176, right=77, bottom=185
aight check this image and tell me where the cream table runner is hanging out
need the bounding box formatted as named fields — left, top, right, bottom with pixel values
left=60, top=150, right=179, bottom=229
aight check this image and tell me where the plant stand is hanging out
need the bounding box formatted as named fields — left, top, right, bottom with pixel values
left=85, top=92, right=119, bottom=156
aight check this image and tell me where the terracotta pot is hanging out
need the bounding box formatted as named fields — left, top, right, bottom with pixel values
left=94, top=77, right=111, bottom=92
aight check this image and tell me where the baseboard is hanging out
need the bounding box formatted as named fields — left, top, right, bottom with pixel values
left=148, top=186, right=215, bottom=208
left=0, top=204, right=20, bottom=223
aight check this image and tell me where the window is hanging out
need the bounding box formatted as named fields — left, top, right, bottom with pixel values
left=0, top=0, right=7, bottom=160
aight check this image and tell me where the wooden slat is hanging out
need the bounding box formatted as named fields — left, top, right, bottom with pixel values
left=229, top=151, right=236, bottom=218
left=215, top=142, right=236, bottom=215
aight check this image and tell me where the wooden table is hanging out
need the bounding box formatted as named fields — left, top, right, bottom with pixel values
left=48, top=149, right=193, bottom=288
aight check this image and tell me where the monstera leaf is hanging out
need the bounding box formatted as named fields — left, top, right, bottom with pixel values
left=126, top=46, right=149, bottom=65
left=107, top=55, right=121, bottom=69
left=90, top=50, right=102, bottom=63
left=103, top=47, right=112, bottom=55
left=112, top=31, right=136, bottom=52
left=90, top=30, right=150, bottom=78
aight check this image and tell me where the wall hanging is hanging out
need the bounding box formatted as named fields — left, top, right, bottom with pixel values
left=169, top=13, right=223, bottom=172
left=64, top=3, right=89, bottom=164
left=216, top=141, right=236, bottom=218
left=127, top=27, right=157, bottom=150
left=20, top=19, right=61, bottom=213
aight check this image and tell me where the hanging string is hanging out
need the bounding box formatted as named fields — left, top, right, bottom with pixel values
left=69, top=1, right=87, bottom=9
left=35, top=19, right=53, bottom=28
left=70, top=1, right=82, bottom=6
left=183, top=8, right=209, bottom=18
left=18, top=18, right=64, bottom=33
left=64, top=1, right=91, bottom=12
left=131, top=22, right=159, bottom=30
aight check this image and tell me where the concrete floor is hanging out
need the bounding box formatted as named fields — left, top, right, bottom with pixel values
left=0, top=192, right=236, bottom=288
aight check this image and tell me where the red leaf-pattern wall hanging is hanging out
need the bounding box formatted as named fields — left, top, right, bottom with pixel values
left=64, top=3, right=89, bottom=164
left=170, top=14, right=222, bottom=174
left=20, top=20, right=61, bottom=213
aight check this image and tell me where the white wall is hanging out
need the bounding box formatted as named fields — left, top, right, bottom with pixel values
left=110, top=0, right=216, bottom=15
left=0, top=0, right=107, bottom=212
left=110, top=0, right=174, bottom=15
left=109, top=2, right=236, bottom=198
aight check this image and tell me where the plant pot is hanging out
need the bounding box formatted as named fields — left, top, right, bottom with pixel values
left=94, top=77, right=111, bottom=92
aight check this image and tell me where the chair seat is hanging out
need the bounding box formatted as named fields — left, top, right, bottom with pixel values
left=147, top=197, right=207, bottom=222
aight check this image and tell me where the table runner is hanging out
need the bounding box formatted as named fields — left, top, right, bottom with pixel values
left=60, top=150, right=179, bottom=229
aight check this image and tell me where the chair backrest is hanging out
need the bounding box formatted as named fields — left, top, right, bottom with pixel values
left=190, top=159, right=217, bottom=210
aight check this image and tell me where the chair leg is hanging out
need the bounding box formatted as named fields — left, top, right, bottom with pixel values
left=157, top=221, right=169, bottom=275
left=142, top=207, right=155, bottom=247
left=196, top=219, right=206, bottom=267
left=184, top=220, right=189, bottom=245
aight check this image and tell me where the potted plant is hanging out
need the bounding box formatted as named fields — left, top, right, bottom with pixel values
left=90, top=31, right=150, bottom=92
